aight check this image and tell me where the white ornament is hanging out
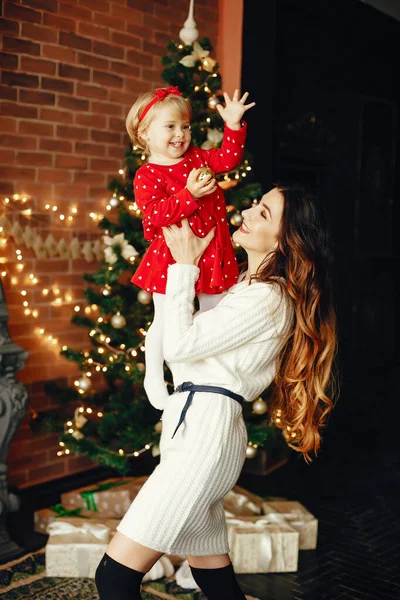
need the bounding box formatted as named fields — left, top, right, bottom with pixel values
left=201, top=128, right=223, bottom=150
left=32, top=234, right=47, bottom=259
left=179, top=0, right=198, bottom=46
left=252, top=397, right=268, bottom=415
left=137, top=290, right=152, bottom=305
left=77, top=376, right=91, bottom=392
left=44, top=233, right=58, bottom=257
left=111, top=312, right=126, bottom=329
left=245, top=445, right=257, bottom=459
left=71, top=430, right=84, bottom=440
left=74, top=408, right=88, bottom=429
left=109, top=196, right=119, bottom=208
left=230, top=212, right=243, bottom=227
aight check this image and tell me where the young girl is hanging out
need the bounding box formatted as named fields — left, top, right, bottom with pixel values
left=126, top=86, right=255, bottom=410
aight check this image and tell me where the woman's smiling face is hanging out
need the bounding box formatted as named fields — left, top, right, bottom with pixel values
left=232, top=187, right=284, bottom=255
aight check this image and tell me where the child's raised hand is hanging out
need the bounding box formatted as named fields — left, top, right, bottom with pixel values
left=216, top=90, right=255, bottom=130
left=186, top=168, right=217, bottom=199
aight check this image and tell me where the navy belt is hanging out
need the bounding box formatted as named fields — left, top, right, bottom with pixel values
left=171, top=381, right=244, bottom=439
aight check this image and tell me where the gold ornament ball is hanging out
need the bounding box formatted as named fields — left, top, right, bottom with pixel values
left=252, top=398, right=268, bottom=415
left=137, top=362, right=146, bottom=373
left=109, top=196, right=119, bottom=208
left=78, top=376, right=91, bottom=392
left=245, top=445, right=258, bottom=459
left=207, top=95, right=220, bottom=109
left=230, top=212, right=243, bottom=227
left=154, top=420, right=163, bottom=433
left=137, top=290, right=152, bottom=305
left=196, top=167, right=214, bottom=182
left=111, top=312, right=126, bottom=329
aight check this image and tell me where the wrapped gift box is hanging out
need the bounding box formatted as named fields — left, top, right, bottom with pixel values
left=262, top=500, right=318, bottom=550
left=223, top=485, right=265, bottom=517
left=34, top=506, right=121, bottom=534
left=45, top=519, right=111, bottom=578
left=226, top=516, right=299, bottom=573
left=60, top=475, right=148, bottom=518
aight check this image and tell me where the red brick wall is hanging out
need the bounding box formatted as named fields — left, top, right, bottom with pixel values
left=1, top=0, right=219, bottom=488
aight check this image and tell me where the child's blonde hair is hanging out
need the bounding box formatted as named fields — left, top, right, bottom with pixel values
left=126, top=90, right=192, bottom=154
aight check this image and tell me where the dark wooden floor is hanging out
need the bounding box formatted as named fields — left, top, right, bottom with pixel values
left=6, top=366, right=400, bottom=599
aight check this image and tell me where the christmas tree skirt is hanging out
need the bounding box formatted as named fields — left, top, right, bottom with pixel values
left=0, top=548, right=207, bottom=599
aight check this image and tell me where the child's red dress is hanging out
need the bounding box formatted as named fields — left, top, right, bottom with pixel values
left=131, top=123, right=247, bottom=295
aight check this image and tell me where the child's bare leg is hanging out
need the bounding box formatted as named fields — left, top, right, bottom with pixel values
left=197, top=292, right=226, bottom=313
left=143, top=292, right=169, bottom=410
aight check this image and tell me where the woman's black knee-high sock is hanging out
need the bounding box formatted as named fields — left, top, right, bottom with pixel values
left=95, top=553, right=145, bottom=600
left=190, top=563, right=246, bottom=600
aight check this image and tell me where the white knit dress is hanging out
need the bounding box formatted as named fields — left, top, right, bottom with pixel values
left=117, top=264, right=293, bottom=556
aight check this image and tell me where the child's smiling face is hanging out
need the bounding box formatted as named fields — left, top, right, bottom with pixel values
left=145, top=106, right=192, bottom=165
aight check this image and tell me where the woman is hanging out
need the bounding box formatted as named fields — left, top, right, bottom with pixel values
left=95, top=183, right=337, bottom=600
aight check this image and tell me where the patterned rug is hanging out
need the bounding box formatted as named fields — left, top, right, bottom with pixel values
left=0, top=549, right=205, bottom=599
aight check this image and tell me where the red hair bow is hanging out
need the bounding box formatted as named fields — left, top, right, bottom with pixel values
left=139, top=86, right=183, bottom=122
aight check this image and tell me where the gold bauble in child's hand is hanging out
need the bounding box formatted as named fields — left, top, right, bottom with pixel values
left=196, top=167, right=214, bottom=182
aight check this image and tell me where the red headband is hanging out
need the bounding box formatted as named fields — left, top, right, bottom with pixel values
left=139, top=86, right=183, bottom=123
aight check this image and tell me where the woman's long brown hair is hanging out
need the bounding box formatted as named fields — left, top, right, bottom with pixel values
left=250, top=184, right=338, bottom=462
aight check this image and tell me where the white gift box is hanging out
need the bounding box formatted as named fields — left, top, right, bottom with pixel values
left=45, top=520, right=110, bottom=578
left=226, top=515, right=299, bottom=573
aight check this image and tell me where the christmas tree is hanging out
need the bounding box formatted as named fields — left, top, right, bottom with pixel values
left=33, top=36, right=285, bottom=475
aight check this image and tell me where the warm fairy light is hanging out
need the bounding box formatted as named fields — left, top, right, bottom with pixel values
left=24, top=308, right=31, bottom=315
left=53, top=288, right=60, bottom=295
left=86, top=407, right=93, bottom=414
left=59, top=214, right=65, bottom=220
left=133, top=451, right=139, bottom=457
left=74, top=305, right=80, bottom=312
left=1, top=271, right=6, bottom=277
left=131, top=350, right=137, bottom=357
left=140, top=345, right=145, bottom=351
left=89, top=330, right=96, bottom=336
left=52, top=206, right=57, bottom=212
left=105, top=337, right=111, bottom=343
left=97, top=412, right=103, bottom=417
left=32, top=310, right=38, bottom=318
left=45, top=204, right=50, bottom=210
left=118, top=169, right=124, bottom=175
left=23, top=301, right=28, bottom=307
left=125, top=366, right=130, bottom=371
left=11, top=277, right=18, bottom=285
left=120, top=344, right=126, bottom=349
left=85, top=307, right=91, bottom=314
left=67, top=420, right=73, bottom=426
left=62, top=345, right=68, bottom=351
left=88, top=358, right=93, bottom=364
left=145, top=444, right=151, bottom=450
left=39, top=328, right=45, bottom=334
left=21, top=290, right=27, bottom=296
left=102, top=366, right=107, bottom=372
left=59, top=442, right=65, bottom=447
left=42, top=288, right=49, bottom=296
left=72, top=207, right=77, bottom=214
left=97, top=317, right=103, bottom=323
left=119, top=449, right=124, bottom=455
left=65, top=449, right=70, bottom=454
left=98, top=347, right=104, bottom=354
left=95, top=366, right=101, bottom=372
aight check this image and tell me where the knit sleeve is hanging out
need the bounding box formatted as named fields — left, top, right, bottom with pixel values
left=163, top=263, right=287, bottom=363
left=197, top=122, right=247, bottom=175
left=134, top=167, right=199, bottom=240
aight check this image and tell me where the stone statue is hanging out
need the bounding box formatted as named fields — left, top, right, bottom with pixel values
left=0, top=278, right=29, bottom=561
